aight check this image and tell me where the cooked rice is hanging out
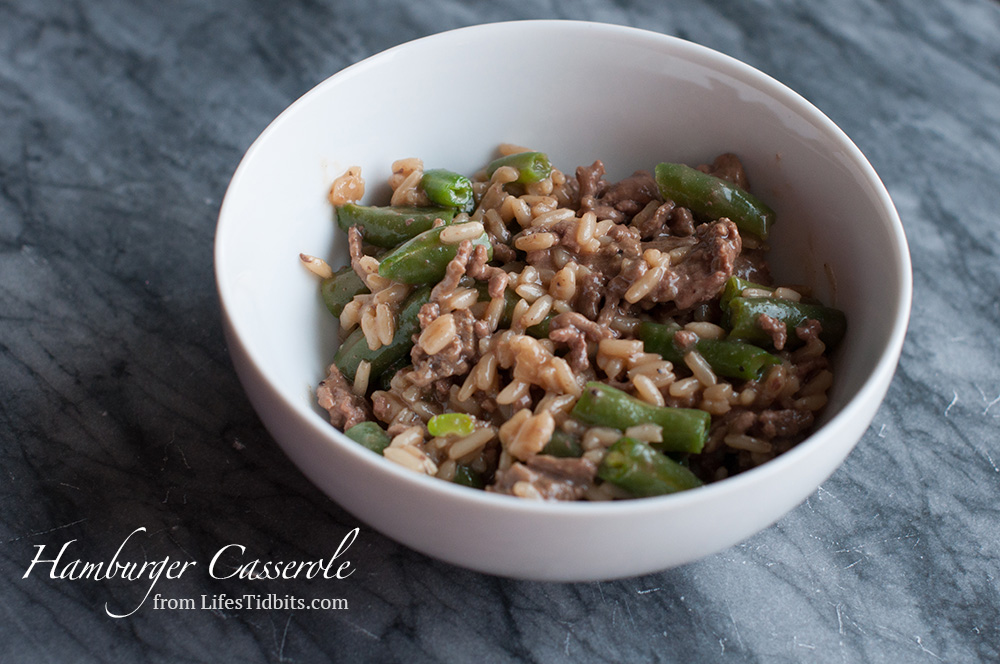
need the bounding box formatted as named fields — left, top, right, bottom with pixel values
left=582, top=427, right=622, bottom=450
left=448, top=427, right=497, bottom=461
left=633, top=373, right=667, bottom=406
left=514, top=232, right=557, bottom=252
left=624, top=423, right=663, bottom=443
left=299, top=253, right=334, bottom=279
left=418, top=314, right=456, bottom=355
left=328, top=165, right=365, bottom=206
left=625, top=265, right=665, bottom=303
left=353, top=360, right=371, bottom=396
left=669, top=376, right=702, bottom=398
left=773, top=286, right=802, bottom=301
left=724, top=434, right=773, bottom=454
left=684, top=321, right=726, bottom=340
left=440, top=221, right=485, bottom=245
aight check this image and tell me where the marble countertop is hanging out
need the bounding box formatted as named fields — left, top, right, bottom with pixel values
left=3, top=1, right=998, bottom=661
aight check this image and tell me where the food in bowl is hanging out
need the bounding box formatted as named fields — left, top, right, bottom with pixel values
left=301, top=145, right=846, bottom=501
left=218, top=21, right=910, bottom=578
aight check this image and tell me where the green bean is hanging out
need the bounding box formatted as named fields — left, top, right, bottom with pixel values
left=452, top=464, right=485, bottom=489
left=428, top=413, right=475, bottom=437
left=571, top=382, right=710, bottom=454
left=727, top=296, right=847, bottom=349
left=336, top=203, right=456, bottom=248
left=654, top=162, right=775, bottom=240
left=719, top=276, right=772, bottom=322
left=344, top=421, right=391, bottom=455
left=378, top=223, right=493, bottom=284
left=541, top=429, right=584, bottom=458
left=485, top=151, right=552, bottom=184
left=597, top=437, right=703, bottom=497
left=527, top=314, right=553, bottom=338
left=320, top=265, right=369, bottom=317
left=333, top=286, right=431, bottom=382
left=421, top=169, right=474, bottom=211
left=638, top=321, right=781, bottom=381
left=376, top=356, right=411, bottom=392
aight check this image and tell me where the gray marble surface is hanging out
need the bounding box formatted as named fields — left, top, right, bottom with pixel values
left=2, top=0, right=998, bottom=662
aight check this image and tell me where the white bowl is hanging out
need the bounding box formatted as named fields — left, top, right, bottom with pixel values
left=215, top=20, right=911, bottom=581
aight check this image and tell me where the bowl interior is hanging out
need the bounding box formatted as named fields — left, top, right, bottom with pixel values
left=215, top=21, right=910, bottom=576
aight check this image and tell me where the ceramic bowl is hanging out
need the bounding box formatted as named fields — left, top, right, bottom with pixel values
left=215, top=20, right=911, bottom=581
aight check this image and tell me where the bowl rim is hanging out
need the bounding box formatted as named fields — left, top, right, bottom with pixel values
left=215, top=18, right=913, bottom=517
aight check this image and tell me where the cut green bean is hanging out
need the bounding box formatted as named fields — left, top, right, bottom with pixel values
left=320, top=265, right=368, bottom=317
left=344, top=421, right=392, bottom=455
left=452, top=464, right=485, bottom=489
left=638, top=321, right=781, bottom=381
left=336, top=203, right=456, bottom=248
left=654, top=162, right=775, bottom=239
left=485, top=151, right=552, bottom=184
left=541, top=429, right=584, bottom=458
left=571, top=382, right=710, bottom=454
left=598, top=437, right=703, bottom=497
left=719, top=276, right=773, bottom=320
left=420, top=169, right=474, bottom=211
left=378, top=223, right=493, bottom=284
left=376, top=356, right=411, bottom=392
left=333, top=286, right=431, bottom=382
left=727, top=296, right=847, bottom=349
left=428, top=413, right=475, bottom=437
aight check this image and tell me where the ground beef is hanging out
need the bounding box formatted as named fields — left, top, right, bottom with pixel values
left=598, top=254, right=645, bottom=322
left=672, top=329, right=699, bottom=351
left=699, top=152, right=749, bottom=190
left=758, top=313, right=788, bottom=350
left=726, top=409, right=758, bottom=436
left=317, top=364, right=371, bottom=430
left=386, top=415, right=422, bottom=437
left=549, top=312, right=618, bottom=371
left=637, top=203, right=697, bottom=239
left=646, top=219, right=742, bottom=309
left=520, top=218, right=584, bottom=260
left=574, top=271, right=605, bottom=321
left=576, top=160, right=608, bottom=206
left=733, top=248, right=771, bottom=283
left=605, top=221, right=643, bottom=258
left=430, top=241, right=508, bottom=302
left=347, top=225, right=367, bottom=281
left=795, top=319, right=823, bottom=343
left=633, top=201, right=673, bottom=239
left=372, top=391, right=423, bottom=435
left=712, top=407, right=813, bottom=442
left=489, top=455, right=598, bottom=500
left=430, top=241, right=473, bottom=303
left=409, top=308, right=484, bottom=387
left=754, top=409, right=815, bottom=439
left=467, top=243, right=509, bottom=298
left=601, top=171, right=659, bottom=211
left=491, top=240, right=517, bottom=264
left=669, top=207, right=697, bottom=236
left=590, top=171, right=660, bottom=223
left=577, top=163, right=664, bottom=224
left=523, top=217, right=640, bottom=281
left=371, top=392, right=398, bottom=423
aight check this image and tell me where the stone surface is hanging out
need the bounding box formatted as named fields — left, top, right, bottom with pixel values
left=2, top=1, right=999, bottom=662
